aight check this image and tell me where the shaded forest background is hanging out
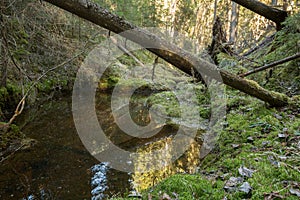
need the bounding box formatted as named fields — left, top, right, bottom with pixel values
left=0, top=0, right=300, bottom=199
left=0, top=0, right=299, bottom=128
left=0, top=0, right=299, bottom=108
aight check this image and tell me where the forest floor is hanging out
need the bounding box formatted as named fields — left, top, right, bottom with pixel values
left=113, top=13, right=300, bottom=200
left=0, top=4, right=299, bottom=199
left=133, top=92, right=300, bottom=199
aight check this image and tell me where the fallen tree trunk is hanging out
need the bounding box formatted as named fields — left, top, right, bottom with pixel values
left=43, top=0, right=290, bottom=107
left=231, top=0, right=287, bottom=30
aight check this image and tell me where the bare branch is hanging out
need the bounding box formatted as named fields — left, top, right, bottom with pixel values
left=0, top=15, right=32, bottom=81
left=240, top=52, right=300, bottom=77
left=109, top=36, right=145, bottom=67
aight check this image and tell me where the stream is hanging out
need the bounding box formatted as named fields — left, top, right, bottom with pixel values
left=0, top=92, right=203, bottom=199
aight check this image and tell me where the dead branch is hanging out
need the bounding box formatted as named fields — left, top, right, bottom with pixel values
left=243, top=34, right=275, bottom=57
left=109, top=36, right=145, bottom=67
left=7, top=97, right=25, bottom=126
left=1, top=31, right=103, bottom=129
left=152, top=57, right=159, bottom=81
left=1, top=36, right=90, bottom=128
left=240, top=52, right=300, bottom=77
left=0, top=15, right=32, bottom=81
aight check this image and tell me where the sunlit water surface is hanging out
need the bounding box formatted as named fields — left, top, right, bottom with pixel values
left=0, top=92, right=203, bottom=199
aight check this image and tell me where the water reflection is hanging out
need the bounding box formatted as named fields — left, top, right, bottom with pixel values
left=91, top=163, right=108, bottom=200
left=132, top=137, right=201, bottom=192
left=0, top=92, right=203, bottom=199
left=94, top=91, right=203, bottom=195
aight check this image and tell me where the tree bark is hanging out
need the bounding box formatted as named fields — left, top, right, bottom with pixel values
left=0, top=14, right=7, bottom=88
left=271, top=0, right=278, bottom=6
left=229, top=2, right=239, bottom=44
left=209, top=16, right=231, bottom=64
left=231, top=0, right=287, bottom=30
left=43, top=0, right=290, bottom=107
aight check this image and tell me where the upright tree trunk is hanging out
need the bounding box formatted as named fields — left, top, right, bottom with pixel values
left=271, top=0, right=278, bottom=6
left=43, top=0, right=290, bottom=107
left=213, top=0, right=218, bottom=23
left=0, top=40, right=7, bottom=88
left=231, top=0, right=287, bottom=30
left=169, top=0, right=178, bottom=38
left=0, top=14, right=7, bottom=88
left=229, top=2, right=239, bottom=44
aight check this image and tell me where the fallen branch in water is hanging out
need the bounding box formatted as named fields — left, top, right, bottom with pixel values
left=0, top=51, right=84, bottom=129
left=7, top=97, right=25, bottom=126
left=240, top=52, right=300, bottom=77
left=0, top=33, right=97, bottom=129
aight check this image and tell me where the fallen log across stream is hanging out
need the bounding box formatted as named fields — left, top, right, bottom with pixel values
left=43, top=0, right=292, bottom=107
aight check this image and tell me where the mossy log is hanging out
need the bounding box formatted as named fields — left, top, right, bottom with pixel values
left=44, top=0, right=291, bottom=107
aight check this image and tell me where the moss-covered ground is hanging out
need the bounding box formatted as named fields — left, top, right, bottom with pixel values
left=111, top=13, right=300, bottom=200
left=110, top=89, right=299, bottom=199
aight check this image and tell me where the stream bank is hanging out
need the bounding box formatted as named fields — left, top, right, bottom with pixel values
left=0, top=90, right=207, bottom=199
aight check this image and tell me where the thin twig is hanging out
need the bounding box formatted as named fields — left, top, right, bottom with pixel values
left=243, top=34, right=275, bottom=56
left=152, top=57, right=159, bottom=81
left=3, top=32, right=98, bottom=127
left=0, top=143, right=24, bottom=163
left=23, top=50, right=85, bottom=99
left=231, top=50, right=261, bottom=65
left=22, top=31, right=100, bottom=99
left=240, top=52, right=300, bottom=77
left=4, top=0, right=19, bottom=9
left=0, top=15, right=32, bottom=81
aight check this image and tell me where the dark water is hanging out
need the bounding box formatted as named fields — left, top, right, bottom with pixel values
left=0, top=92, right=202, bottom=199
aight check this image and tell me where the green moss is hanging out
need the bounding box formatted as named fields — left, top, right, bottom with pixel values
left=114, top=93, right=300, bottom=199
left=35, top=77, right=71, bottom=93
left=146, top=174, right=225, bottom=199
left=288, top=95, right=300, bottom=107
left=269, top=91, right=289, bottom=102
left=107, top=76, right=120, bottom=88
left=0, top=124, right=24, bottom=150
left=148, top=91, right=181, bottom=118
left=245, top=79, right=262, bottom=90
left=147, top=85, right=211, bottom=121
left=0, top=83, right=22, bottom=113
left=6, top=82, right=22, bottom=96
left=246, top=13, right=300, bottom=95
left=0, top=87, right=9, bottom=108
